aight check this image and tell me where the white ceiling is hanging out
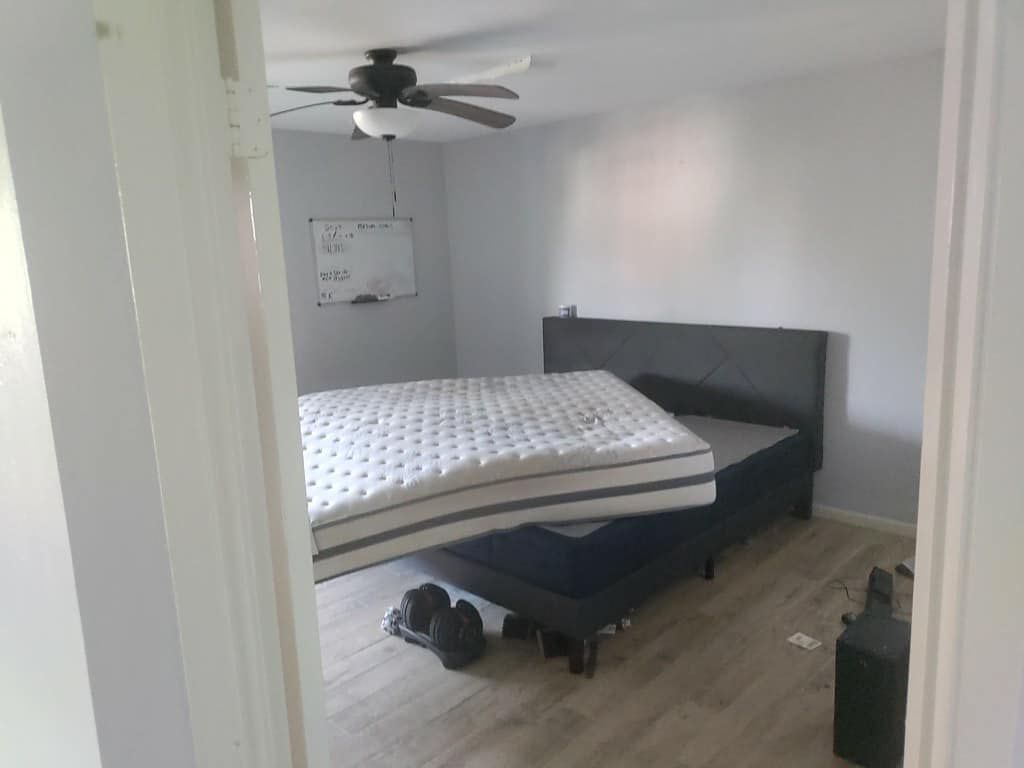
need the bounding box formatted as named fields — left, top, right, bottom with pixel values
left=261, top=0, right=946, bottom=142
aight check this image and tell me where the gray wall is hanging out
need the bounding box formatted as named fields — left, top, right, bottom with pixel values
left=273, top=131, right=457, bottom=395
left=442, top=55, right=942, bottom=524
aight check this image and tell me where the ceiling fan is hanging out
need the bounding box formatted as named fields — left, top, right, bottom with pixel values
left=270, top=48, right=520, bottom=140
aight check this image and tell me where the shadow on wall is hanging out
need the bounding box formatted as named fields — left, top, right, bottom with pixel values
left=821, top=333, right=922, bottom=525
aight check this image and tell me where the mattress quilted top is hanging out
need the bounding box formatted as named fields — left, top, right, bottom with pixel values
left=300, top=370, right=709, bottom=527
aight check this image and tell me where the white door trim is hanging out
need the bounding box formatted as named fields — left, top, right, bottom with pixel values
left=218, top=0, right=331, bottom=764
left=904, top=0, right=1004, bottom=764
left=92, top=0, right=327, bottom=764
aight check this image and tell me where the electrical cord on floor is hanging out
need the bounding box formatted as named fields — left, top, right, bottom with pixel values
left=829, top=578, right=856, bottom=602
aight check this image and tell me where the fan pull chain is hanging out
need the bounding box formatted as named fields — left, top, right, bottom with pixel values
left=385, top=138, right=398, bottom=219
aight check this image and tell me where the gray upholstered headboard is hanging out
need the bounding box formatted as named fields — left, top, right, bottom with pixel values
left=543, top=317, right=828, bottom=471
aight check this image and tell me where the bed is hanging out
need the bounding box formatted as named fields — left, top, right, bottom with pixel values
left=445, top=415, right=807, bottom=598
left=305, top=316, right=827, bottom=673
left=306, top=368, right=717, bottom=580
left=411, top=317, right=828, bottom=669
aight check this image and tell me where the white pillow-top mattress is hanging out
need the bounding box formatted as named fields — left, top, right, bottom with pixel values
left=302, top=370, right=716, bottom=578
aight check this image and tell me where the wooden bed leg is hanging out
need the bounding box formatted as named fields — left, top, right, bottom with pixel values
left=568, top=638, right=599, bottom=676
left=792, top=476, right=814, bottom=520
left=583, top=638, right=599, bottom=678
left=704, top=556, right=715, bottom=581
left=568, top=639, right=585, bottom=674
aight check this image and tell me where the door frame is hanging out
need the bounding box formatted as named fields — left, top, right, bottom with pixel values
left=86, top=0, right=1014, bottom=764
left=91, top=0, right=328, bottom=764
left=904, top=0, right=1008, bottom=765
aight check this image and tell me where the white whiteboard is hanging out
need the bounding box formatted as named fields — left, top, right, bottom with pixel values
left=311, top=218, right=416, bottom=305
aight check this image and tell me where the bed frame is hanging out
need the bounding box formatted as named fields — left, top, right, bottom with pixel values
left=415, top=317, right=828, bottom=670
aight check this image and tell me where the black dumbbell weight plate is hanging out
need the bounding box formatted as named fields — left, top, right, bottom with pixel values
left=400, top=588, right=433, bottom=633
left=454, top=599, right=484, bottom=639
left=419, top=583, right=451, bottom=612
left=429, top=607, right=464, bottom=653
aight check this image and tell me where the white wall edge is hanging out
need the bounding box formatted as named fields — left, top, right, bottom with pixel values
left=813, top=504, right=917, bottom=539
left=904, top=0, right=1003, bottom=764
left=0, top=102, right=104, bottom=768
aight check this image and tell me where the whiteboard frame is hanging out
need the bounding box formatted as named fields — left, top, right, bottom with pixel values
left=309, top=217, right=416, bottom=307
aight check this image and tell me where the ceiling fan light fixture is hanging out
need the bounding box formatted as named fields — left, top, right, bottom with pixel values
left=353, top=106, right=419, bottom=139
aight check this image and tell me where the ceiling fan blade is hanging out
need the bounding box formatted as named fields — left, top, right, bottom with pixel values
left=271, top=99, right=352, bottom=117
left=351, top=124, right=371, bottom=140
left=414, top=97, right=515, bottom=129
left=450, top=55, right=532, bottom=85
left=403, top=83, right=518, bottom=101
left=286, top=85, right=354, bottom=94
left=266, top=22, right=536, bottom=62
left=396, top=24, right=536, bottom=55
left=272, top=99, right=368, bottom=118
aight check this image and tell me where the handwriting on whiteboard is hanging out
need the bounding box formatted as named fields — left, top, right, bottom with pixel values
left=310, top=218, right=415, bottom=305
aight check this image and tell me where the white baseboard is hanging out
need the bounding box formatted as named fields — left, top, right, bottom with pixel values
left=813, top=504, right=917, bottom=539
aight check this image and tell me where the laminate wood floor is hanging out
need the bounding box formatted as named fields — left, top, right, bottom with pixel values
left=316, top=517, right=914, bottom=767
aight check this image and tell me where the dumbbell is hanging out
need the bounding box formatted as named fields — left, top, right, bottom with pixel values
left=429, top=599, right=484, bottom=653
left=400, top=583, right=451, bottom=633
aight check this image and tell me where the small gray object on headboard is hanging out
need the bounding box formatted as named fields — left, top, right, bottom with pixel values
left=542, top=317, right=828, bottom=471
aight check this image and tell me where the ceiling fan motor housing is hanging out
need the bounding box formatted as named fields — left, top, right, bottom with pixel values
left=349, top=49, right=417, bottom=107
